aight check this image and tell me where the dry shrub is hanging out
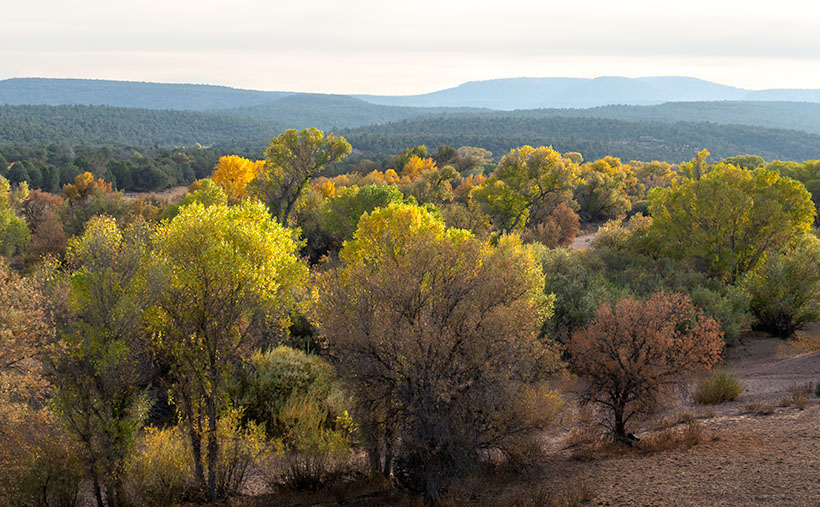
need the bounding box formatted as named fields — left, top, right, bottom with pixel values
left=124, top=409, right=266, bottom=505
left=639, top=422, right=703, bottom=453
left=784, top=331, right=820, bottom=352
left=503, top=477, right=596, bottom=507
left=0, top=407, right=83, bottom=507
left=261, top=393, right=356, bottom=492
left=787, top=383, right=812, bottom=409
left=742, top=402, right=775, bottom=416
left=571, top=421, right=703, bottom=460
left=523, top=203, right=581, bottom=248
left=693, top=367, right=744, bottom=404
left=568, top=292, right=723, bottom=442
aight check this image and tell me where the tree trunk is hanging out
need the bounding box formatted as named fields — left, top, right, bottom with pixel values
left=207, top=392, right=218, bottom=501
left=183, top=397, right=206, bottom=493
left=87, top=447, right=104, bottom=507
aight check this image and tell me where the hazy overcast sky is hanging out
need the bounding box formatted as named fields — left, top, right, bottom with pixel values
left=2, top=0, right=819, bottom=94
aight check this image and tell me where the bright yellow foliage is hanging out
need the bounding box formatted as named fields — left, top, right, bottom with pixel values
left=402, top=156, right=437, bottom=181
left=211, top=155, right=263, bottom=202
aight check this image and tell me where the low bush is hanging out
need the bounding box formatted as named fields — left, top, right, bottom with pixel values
left=816, top=380, right=820, bottom=398
left=693, top=367, right=744, bottom=404
left=230, top=346, right=338, bottom=438
left=124, top=409, right=266, bottom=505
left=0, top=408, right=84, bottom=507
left=262, top=393, right=355, bottom=491
left=124, top=425, right=195, bottom=506
left=742, top=402, right=775, bottom=416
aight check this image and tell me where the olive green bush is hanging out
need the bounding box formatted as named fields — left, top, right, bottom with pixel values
left=693, top=367, right=744, bottom=404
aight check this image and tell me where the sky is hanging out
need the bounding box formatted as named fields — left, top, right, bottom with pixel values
left=2, top=0, right=820, bottom=95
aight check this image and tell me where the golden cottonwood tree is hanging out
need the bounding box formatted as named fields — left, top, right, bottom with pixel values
left=147, top=200, right=307, bottom=501
left=211, top=155, right=263, bottom=202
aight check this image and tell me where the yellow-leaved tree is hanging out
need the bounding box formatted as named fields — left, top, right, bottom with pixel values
left=211, top=155, right=264, bottom=203
left=147, top=200, right=308, bottom=501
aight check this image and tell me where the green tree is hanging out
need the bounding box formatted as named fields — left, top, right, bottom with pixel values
left=743, top=235, right=820, bottom=337
left=251, top=128, right=351, bottom=224
left=50, top=217, right=152, bottom=507
left=0, top=176, right=30, bottom=259
left=648, top=164, right=815, bottom=281
left=470, top=145, right=579, bottom=233
left=574, top=156, right=637, bottom=221
left=147, top=201, right=308, bottom=501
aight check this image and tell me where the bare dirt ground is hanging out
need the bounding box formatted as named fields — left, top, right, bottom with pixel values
left=569, top=232, right=596, bottom=249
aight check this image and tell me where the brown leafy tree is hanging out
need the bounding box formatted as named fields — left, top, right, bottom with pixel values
left=567, top=292, right=723, bottom=443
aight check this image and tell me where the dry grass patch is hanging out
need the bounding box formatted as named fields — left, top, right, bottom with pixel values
left=781, top=331, right=820, bottom=353
left=570, top=421, right=704, bottom=461
left=741, top=402, right=775, bottom=415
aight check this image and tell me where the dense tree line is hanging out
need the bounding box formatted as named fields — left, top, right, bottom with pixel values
left=5, top=103, right=820, bottom=165
left=0, top=105, right=276, bottom=148
left=0, top=144, right=228, bottom=192
left=341, top=115, right=820, bottom=162
left=513, top=101, right=820, bottom=135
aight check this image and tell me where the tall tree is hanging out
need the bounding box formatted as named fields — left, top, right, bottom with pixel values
left=314, top=202, right=561, bottom=500
left=147, top=201, right=307, bottom=501
left=211, top=155, right=263, bottom=203
left=251, top=128, right=351, bottom=224
left=50, top=217, right=153, bottom=507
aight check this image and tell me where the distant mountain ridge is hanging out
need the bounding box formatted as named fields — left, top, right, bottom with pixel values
left=4, top=76, right=820, bottom=112
left=355, top=76, right=820, bottom=110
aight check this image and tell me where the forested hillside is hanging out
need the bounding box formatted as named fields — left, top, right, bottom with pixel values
left=512, top=101, right=820, bottom=135
left=341, top=115, right=820, bottom=162
left=220, top=94, right=483, bottom=129
left=0, top=105, right=275, bottom=148
left=0, top=78, right=289, bottom=110
left=5, top=104, right=820, bottom=163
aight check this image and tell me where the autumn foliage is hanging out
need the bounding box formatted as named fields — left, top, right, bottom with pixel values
left=211, top=155, right=263, bottom=202
left=568, top=292, right=723, bottom=442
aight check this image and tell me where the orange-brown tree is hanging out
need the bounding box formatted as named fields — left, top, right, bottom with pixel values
left=567, top=292, right=723, bottom=443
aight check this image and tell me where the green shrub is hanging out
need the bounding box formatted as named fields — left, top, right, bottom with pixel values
left=693, top=367, right=744, bottom=404
left=815, top=380, right=820, bottom=398
left=743, top=236, right=820, bottom=338
left=690, top=286, right=750, bottom=346
left=230, top=346, right=339, bottom=437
